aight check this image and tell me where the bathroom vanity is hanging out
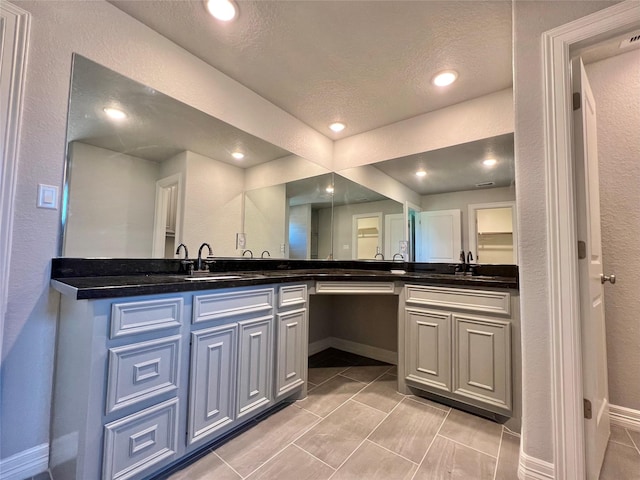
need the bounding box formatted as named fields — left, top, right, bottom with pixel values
left=50, top=259, right=519, bottom=480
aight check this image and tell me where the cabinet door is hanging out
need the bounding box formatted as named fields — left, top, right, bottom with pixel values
left=275, top=308, right=306, bottom=400
left=453, top=314, right=511, bottom=412
left=405, top=308, right=451, bottom=392
left=237, top=315, right=274, bottom=419
left=188, top=324, right=237, bottom=445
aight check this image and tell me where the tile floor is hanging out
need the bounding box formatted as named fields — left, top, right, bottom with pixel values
left=31, top=349, right=640, bottom=480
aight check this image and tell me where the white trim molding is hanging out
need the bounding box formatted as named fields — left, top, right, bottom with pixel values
left=542, top=2, right=640, bottom=479
left=518, top=449, right=555, bottom=480
left=610, top=404, right=640, bottom=432
left=0, top=443, right=49, bottom=480
left=0, top=1, right=30, bottom=348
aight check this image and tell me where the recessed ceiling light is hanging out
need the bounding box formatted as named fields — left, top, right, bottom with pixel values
left=205, top=0, right=238, bottom=21
left=329, top=122, right=346, bottom=133
left=231, top=151, right=244, bottom=160
left=103, top=107, right=127, bottom=120
left=432, top=70, right=458, bottom=87
left=415, top=170, right=427, bottom=177
left=483, top=158, right=497, bottom=166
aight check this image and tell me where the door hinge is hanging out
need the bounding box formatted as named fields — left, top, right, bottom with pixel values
left=573, top=92, right=581, bottom=111
left=584, top=398, right=593, bottom=419
left=578, top=240, right=586, bottom=259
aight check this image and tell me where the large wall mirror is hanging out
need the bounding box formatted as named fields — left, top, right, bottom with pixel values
left=62, top=55, right=516, bottom=264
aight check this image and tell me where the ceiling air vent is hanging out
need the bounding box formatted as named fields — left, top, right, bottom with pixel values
left=619, top=32, right=640, bottom=49
left=475, top=181, right=495, bottom=188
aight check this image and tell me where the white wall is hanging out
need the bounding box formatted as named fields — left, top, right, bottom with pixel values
left=420, top=186, right=516, bottom=258
left=512, top=0, right=619, bottom=464
left=64, top=142, right=159, bottom=257
left=289, top=204, right=312, bottom=259
left=1, top=0, right=330, bottom=462
left=244, top=184, right=287, bottom=257
left=585, top=49, right=640, bottom=411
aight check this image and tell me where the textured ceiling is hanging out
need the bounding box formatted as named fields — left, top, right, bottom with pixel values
left=108, top=0, right=514, bottom=137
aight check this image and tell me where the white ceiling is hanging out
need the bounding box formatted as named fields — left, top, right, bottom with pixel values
left=108, top=0, right=514, bottom=137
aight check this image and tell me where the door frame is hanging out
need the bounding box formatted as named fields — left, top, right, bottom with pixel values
left=542, top=2, right=639, bottom=478
left=152, top=173, right=183, bottom=258
left=351, top=212, right=383, bottom=260
left=467, top=201, right=517, bottom=265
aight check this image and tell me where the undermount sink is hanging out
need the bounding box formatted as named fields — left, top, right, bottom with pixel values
left=179, top=274, right=244, bottom=281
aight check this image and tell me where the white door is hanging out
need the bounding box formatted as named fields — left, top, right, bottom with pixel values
left=573, top=57, right=610, bottom=480
left=416, top=209, right=462, bottom=263
left=384, top=213, right=404, bottom=260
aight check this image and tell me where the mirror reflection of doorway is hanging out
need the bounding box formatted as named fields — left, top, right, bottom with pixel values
left=468, top=202, right=517, bottom=264
left=352, top=213, right=382, bottom=259
left=152, top=174, right=182, bottom=258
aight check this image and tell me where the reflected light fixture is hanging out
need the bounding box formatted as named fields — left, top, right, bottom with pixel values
left=415, top=170, right=427, bottom=177
left=432, top=70, right=458, bottom=87
left=231, top=151, right=245, bottom=160
left=326, top=186, right=335, bottom=194
left=329, top=122, right=346, bottom=133
left=103, top=107, right=127, bottom=120
left=205, top=0, right=238, bottom=21
left=483, top=158, right=497, bottom=167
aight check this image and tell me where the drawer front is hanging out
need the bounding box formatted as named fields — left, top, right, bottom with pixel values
left=193, top=288, right=274, bottom=324
left=405, top=285, right=511, bottom=316
left=106, top=336, right=181, bottom=414
left=111, top=298, right=183, bottom=339
left=103, top=398, right=179, bottom=480
left=278, top=284, right=307, bottom=308
left=315, top=281, right=395, bottom=295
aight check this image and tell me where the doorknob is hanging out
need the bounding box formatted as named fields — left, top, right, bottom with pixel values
left=600, top=274, right=616, bottom=284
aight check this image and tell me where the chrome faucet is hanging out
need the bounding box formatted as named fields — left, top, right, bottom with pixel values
left=261, top=250, right=270, bottom=258
left=374, top=252, right=384, bottom=260
left=392, top=253, right=404, bottom=261
left=196, top=243, right=213, bottom=272
left=176, top=243, right=194, bottom=274
left=242, top=249, right=253, bottom=258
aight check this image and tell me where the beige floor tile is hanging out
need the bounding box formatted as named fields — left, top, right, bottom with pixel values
left=352, top=373, right=405, bottom=413
left=438, top=408, right=503, bottom=457
left=414, top=435, right=496, bottom=480
left=495, top=432, right=520, bottom=480
left=627, top=429, right=640, bottom=453
left=308, top=366, right=348, bottom=385
left=408, top=394, right=451, bottom=412
left=331, top=440, right=417, bottom=480
left=341, top=365, right=391, bottom=384
left=297, top=375, right=365, bottom=417
left=168, top=452, right=241, bottom=480
left=215, top=405, right=319, bottom=477
left=245, top=445, right=334, bottom=480
left=295, top=400, right=386, bottom=468
left=599, top=441, right=640, bottom=480
left=386, top=365, right=398, bottom=376
left=368, top=397, right=447, bottom=463
left=610, top=425, right=635, bottom=447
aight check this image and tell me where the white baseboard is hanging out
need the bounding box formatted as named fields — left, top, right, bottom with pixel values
left=518, top=449, right=555, bottom=480
left=309, top=337, right=397, bottom=365
left=610, top=404, right=640, bottom=432
left=0, top=443, right=49, bottom=480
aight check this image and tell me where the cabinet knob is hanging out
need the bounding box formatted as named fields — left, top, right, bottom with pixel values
left=600, top=274, right=616, bottom=285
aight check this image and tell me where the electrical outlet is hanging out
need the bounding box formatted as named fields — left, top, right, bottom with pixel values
left=236, top=233, right=246, bottom=249
left=280, top=243, right=286, bottom=253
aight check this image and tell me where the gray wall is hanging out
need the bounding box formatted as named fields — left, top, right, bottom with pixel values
left=585, top=49, right=640, bottom=411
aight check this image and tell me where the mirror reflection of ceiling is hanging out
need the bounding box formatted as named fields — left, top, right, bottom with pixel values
left=108, top=0, right=513, bottom=137
left=68, top=55, right=293, bottom=166
left=372, top=133, right=515, bottom=195
left=286, top=174, right=388, bottom=209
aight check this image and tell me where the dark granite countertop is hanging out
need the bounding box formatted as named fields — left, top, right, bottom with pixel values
left=51, top=267, right=518, bottom=300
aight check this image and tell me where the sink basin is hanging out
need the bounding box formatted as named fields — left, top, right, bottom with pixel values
left=182, top=275, right=243, bottom=281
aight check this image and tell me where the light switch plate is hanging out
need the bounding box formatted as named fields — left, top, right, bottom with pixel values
left=37, top=184, right=58, bottom=209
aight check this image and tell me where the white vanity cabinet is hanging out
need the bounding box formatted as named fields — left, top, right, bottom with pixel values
left=403, top=285, right=514, bottom=415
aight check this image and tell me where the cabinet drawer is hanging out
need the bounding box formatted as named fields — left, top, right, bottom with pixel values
left=103, top=398, right=179, bottom=480
left=315, top=281, right=395, bottom=294
left=405, top=285, right=510, bottom=316
left=111, top=298, right=183, bottom=339
left=193, top=288, right=274, bottom=324
left=106, top=336, right=181, bottom=414
left=278, top=284, right=307, bottom=308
